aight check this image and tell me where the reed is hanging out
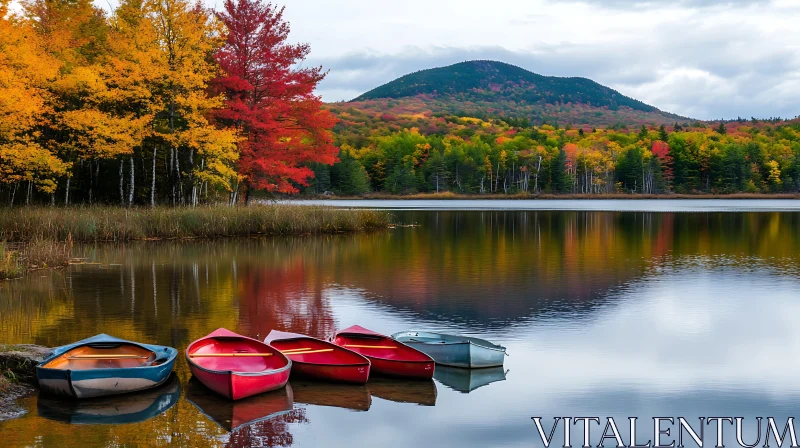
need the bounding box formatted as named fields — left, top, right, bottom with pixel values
left=0, top=239, right=72, bottom=280
left=0, top=242, right=22, bottom=280
left=0, top=204, right=391, bottom=243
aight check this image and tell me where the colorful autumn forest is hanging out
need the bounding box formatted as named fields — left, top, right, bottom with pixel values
left=316, top=111, right=800, bottom=196
left=0, top=0, right=336, bottom=206
left=3, top=0, right=800, bottom=204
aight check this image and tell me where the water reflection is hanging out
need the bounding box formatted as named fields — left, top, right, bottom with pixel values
left=185, top=379, right=298, bottom=432
left=1, top=210, right=799, bottom=447
left=368, top=378, right=438, bottom=406
left=290, top=381, right=371, bottom=412
left=37, top=374, right=181, bottom=425
left=433, top=366, right=508, bottom=393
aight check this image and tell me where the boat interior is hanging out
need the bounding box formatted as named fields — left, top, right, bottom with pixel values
left=395, top=332, right=506, bottom=350
left=270, top=338, right=368, bottom=365
left=334, top=334, right=432, bottom=362
left=188, top=336, right=288, bottom=373
left=42, top=343, right=157, bottom=370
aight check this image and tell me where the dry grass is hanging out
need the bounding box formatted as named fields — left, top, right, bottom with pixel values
left=0, top=242, right=21, bottom=280
left=0, top=240, right=72, bottom=280
left=0, top=205, right=391, bottom=243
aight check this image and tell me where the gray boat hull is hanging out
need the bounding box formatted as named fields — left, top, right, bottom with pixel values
left=391, top=331, right=506, bottom=368
left=434, top=365, right=508, bottom=393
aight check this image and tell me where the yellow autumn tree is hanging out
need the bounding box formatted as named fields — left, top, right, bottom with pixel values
left=150, top=0, right=238, bottom=206
left=0, top=0, right=69, bottom=201
left=23, top=0, right=125, bottom=203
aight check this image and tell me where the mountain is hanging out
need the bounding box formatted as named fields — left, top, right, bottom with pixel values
left=339, top=60, right=687, bottom=127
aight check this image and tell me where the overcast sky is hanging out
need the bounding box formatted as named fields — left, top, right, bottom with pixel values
left=89, top=0, right=793, bottom=121
left=262, top=0, right=798, bottom=121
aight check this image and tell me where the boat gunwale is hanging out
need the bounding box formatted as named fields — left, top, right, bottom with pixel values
left=333, top=334, right=434, bottom=364
left=268, top=336, right=371, bottom=368
left=38, top=336, right=177, bottom=372
left=391, top=331, right=507, bottom=353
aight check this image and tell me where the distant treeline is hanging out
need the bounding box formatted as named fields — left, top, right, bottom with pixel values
left=308, top=116, right=800, bottom=196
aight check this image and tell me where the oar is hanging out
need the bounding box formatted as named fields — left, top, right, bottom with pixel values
left=282, top=348, right=334, bottom=355
left=343, top=345, right=397, bottom=349
left=189, top=353, right=273, bottom=357
left=67, top=355, right=150, bottom=359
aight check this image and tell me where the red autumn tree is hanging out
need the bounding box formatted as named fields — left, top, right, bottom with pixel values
left=652, top=140, right=674, bottom=185
left=214, top=0, right=337, bottom=198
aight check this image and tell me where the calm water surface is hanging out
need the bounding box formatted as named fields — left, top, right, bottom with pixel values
left=2, top=207, right=800, bottom=447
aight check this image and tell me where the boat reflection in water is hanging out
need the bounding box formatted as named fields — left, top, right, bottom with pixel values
left=433, top=366, right=508, bottom=393
left=36, top=374, right=180, bottom=424
left=185, top=378, right=294, bottom=432
left=290, top=380, right=372, bottom=412
left=367, top=377, right=437, bottom=406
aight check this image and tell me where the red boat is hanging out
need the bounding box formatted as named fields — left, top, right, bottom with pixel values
left=265, top=330, right=370, bottom=384
left=332, top=326, right=435, bottom=380
left=186, top=328, right=291, bottom=400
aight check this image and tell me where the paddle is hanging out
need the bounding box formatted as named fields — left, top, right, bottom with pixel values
left=281, top=348, right=334, bottom=355
left=343, top=345, right=397, bottom=349
left=189, top=353, right=273, bottom=357
left=67, top=355, right=150, bottom=359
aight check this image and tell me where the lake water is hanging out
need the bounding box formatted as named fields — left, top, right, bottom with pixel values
left=2, top=206, right=800, bottom=447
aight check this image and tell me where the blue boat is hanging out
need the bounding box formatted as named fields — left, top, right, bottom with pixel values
left=391, top=331, right=507, bottom=368
left=37, top=374, right=180, bottom=424
left=36, top=334, right=177, bottom=399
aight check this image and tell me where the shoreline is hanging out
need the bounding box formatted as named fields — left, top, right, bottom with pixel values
left=0, top=204, right=391, bottom=244
left=0, top=204, right=391, bottom=279
left=300, top=192, right=800, bottom=200
left=0, top=345, right=51, bottom=422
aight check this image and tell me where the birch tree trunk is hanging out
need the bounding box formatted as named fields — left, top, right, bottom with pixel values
left=151, top=145, right=157, bottom=207
left=129, top=156, right=135, bottom=206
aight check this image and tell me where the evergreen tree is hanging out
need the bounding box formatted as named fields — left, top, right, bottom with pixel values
left=550, top=148, right=571, bottom=193
left=659, top=124, right=669, bottom=141
left=331, top=150, right=369, bottom=195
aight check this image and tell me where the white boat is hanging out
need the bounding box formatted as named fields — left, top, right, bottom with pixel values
left=391, top=331, right=506, bottom=368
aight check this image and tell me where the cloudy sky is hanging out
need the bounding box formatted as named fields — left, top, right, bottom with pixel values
left=256, top=0, right=799, bottom=121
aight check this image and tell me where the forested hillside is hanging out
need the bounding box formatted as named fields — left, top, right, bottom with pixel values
left=313, top=61, right=799, bottom=197
left=344, top=61, right=685, bottom=128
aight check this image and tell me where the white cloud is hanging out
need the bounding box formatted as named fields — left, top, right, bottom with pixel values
left=88, top=0, right=800, bottom=120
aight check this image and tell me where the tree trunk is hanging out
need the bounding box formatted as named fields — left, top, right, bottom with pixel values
left=151, top=145, right=157, bottom=207
left=189, top=148, right=196, bottom=207
left=175, top=150, right=182, bottom=205
left=169, top=147, right=175, bottom=206
left=65, top=176, right=70, bottom=205
left=129, top=156, right=135, bottom=206
left=230, top=178, right=239, bottom=206
left=120, top=158, right=125, bottom=205
left=10, top=183, right=17, bottom=207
